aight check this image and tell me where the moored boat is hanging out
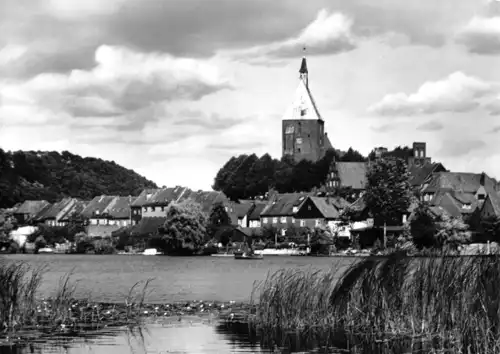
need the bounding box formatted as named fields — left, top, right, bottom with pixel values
left=234, top=252, right=263, bottom=260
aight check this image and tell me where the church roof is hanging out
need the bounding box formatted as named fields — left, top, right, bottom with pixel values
left=282, top=77, right=323, bottom=121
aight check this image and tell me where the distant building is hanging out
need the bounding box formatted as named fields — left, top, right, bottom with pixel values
left=282, top=54, right=331, bottom=163
left=13, top=200, right=50, bottom=225
left=407, top=142, right=432, bottom=167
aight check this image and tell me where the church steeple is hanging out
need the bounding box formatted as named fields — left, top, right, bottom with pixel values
left=299, top=47, right=308, bottom=88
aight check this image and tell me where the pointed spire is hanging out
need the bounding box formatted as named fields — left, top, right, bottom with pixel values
left=299, top=47, right=308, bottom=87
left=299, top=47, right=308, bottom=74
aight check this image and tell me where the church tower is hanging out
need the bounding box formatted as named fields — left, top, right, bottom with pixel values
left=282, top=52, right=331, bottom=162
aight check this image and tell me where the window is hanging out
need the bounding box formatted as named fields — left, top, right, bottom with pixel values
left=308, top=205, right=311, bottom=211
left=478, top=194, right=485, bottom=201
left=143, top=207, right=147, bottom=212
left=161, top=206, right=165, bottom=211
left=296, top=138, right=303, bottom=144
left=280, top=217, right=286, bottom=223
left=315, top=219, right=321, bottom=226
left=300, top=220, right=306, bottom=227
left=95, top=210, right=100, bottom=215
left=292, top=206, right=298, bottom=213
left=285, top=125, right=295, bottom=134
left=225, top=207, right=228, bottom=212
left=151, top=206, right=155, bottom=212
left=273, top=217, right=278, bottom=224
left=297, top=148, right=301, bottom=153
left=291, top=217, right=295, bottom=223
left=263, top=218, right=268, bottom=224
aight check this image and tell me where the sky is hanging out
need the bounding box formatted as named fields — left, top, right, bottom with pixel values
left=1, top=0, right=500, bottom=191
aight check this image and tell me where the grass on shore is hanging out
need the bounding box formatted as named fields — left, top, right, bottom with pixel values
left=250, top=254, right=500, bottom=353
left=0, top=259, right=154, bottom=335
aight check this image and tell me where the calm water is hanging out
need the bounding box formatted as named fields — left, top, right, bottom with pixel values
left=0, top=255, right=354, bottom=354
left=1, top=254, right=352, bottom=303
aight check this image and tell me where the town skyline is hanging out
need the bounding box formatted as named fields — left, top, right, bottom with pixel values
left=1, top=0, right=500, bottom=191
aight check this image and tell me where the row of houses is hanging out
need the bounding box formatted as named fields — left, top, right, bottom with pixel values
left=11, top=150, right=500, bottom=239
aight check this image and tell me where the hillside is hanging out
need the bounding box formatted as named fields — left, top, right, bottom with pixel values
left=0, top=149, right=158, bottom=208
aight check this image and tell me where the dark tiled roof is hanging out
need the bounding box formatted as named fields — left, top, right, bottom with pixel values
left=327, top=196, right=350, bottom=210
left=233, top=203, right=254, bottom=218
left=35, top=198, right=75, bottom=221
left=408, top=162, right=445, bottom=187
left=261, top=193, right=308, bottom=216
left=131, top=217, right=166, bottom=236
left=430, top=190, right=478, bottom=217
left=423, top=172, right=497, bottom=195
left=103, top=196, right=136, bottom=219
left=309, top=197, right=339, bottom=219
left=33, top=203, right=53, bottom=221
left=142, top=186, right=191, bottom=206
left=15, top=200, right=50, bottom=215
left=248, top=204, right=266, bottom=220
left=81, top=196, right=116, bottom=218
left=483, top=192, right=500, bottom=217
left=131, top=188, right=161, bottom=207
left=335, top=162, right=368, bottom=190
left=186, top=191, right=230, bottom=213
left=59, top=200, right=88, bottom=222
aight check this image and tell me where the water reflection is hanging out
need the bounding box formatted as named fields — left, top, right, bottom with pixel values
left=0, top=321, right=448, bottom=354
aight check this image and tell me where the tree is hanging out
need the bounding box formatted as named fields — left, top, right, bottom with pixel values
left=364, top=157, right=413, bottom=247
left=410, top=202, right=437, bottom=249
left=435, top=214, right=471, bottom=251
left=479, top=215, right=500, bottom=242
left=340, top=147, right=366, bottom=162
left=245, top=154, right=276, bottom=197
left=159, top=200, right=207, bottom=255
left=207, top=202, right=232, bottom=251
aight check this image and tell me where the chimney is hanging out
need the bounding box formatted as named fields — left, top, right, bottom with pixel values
left=480, top=172, right=486, bottom=186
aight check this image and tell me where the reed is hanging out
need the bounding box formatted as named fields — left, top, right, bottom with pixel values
left=251, top=255, right=500, bottom=353
left=0, top=260, right=153, bottom=334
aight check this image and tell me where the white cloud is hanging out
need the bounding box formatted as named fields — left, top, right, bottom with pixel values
left=0, top=45, right=231, bottom=128
left=0, top=44, right=27, bottom=66
left=456, top=15, right=500, bottom=54
left=368, top=71, right=500, bottom=116
left=226, top=9, right=356, bottom=61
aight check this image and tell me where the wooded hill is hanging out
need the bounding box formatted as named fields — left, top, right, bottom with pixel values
left=0, top=149, right=158, bottom=208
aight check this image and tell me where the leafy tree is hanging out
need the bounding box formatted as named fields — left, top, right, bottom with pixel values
left=364, top=157, right=413, bottom=247
left=245, top=154, right=276, bottom=197
left=207, top=202, right=232, bottom=250
left=435, top=214, right=471, bottom=251
left=479, top=215, right=500, bottom=242
left=410, top=202, right=437, bottom=249
left=159, top=200, right=207, bottom=255
left=340, top=147, right=366, bottom=162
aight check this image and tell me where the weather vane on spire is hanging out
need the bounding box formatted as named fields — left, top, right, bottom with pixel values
left=303, top=46, right=307, bottom=57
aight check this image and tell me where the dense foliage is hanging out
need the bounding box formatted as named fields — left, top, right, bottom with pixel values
left=364, top=157, right=413, bottom=227
left=0, top=149, right=158, bottom=208
left=212, top=149, right=340, bottom=200
left=212, top=145, right=415, bottom=201
left=158, top=200, right=208, bottom=255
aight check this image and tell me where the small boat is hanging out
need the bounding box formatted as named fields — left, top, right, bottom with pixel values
left=234, top=252, right=263, bottom=260
left=211, top=253, right=235, bottom=257
left=38, top=248, right=54, bottom=254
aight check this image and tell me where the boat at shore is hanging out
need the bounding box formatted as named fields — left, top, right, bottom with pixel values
left=254, top=247, right=309, bottom=256
left=234, top=251, right=263, bottom=260
left=211, top=253, right=235, bottom=257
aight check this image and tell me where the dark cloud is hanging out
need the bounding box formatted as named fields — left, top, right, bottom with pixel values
left=456, top=31, right=500, bottom=55
left=491, top=126, right=500, bottom=133
left=371, top=124, right=394, bottom=133
left=173, top=110, right=244, bottom=130
left=438, top=139, right=487, bottom=157
left=416, top=121, right=443, bottom=132
left=208, top=141, right=266, bottom=151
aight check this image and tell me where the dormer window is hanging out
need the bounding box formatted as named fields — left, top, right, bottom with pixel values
left=462, top=204, right=472, bottom=210
left=292, top=206, right=298, bottom=213
left=95, top=210, right=99, bottom=215
left=478, top=194, right=485, bottom=201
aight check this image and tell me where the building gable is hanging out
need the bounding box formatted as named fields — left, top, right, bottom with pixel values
left=294, top=198, right=324, bottom=219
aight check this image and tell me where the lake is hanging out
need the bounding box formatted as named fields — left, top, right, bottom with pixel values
left=1, top=254, right=353, bottom=303
left=0, top=254, right=354, bottom=354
